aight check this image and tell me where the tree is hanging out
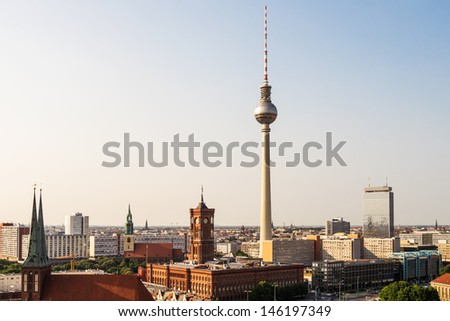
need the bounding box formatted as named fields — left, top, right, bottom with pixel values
left=0, top=259, right=21, bottom=274
left=379, top=281, right=440, bottom=301
left=234, top=250, right=249, bottom=257
left=249, top=281, right=309, bottom=301
left=439, top=264, right=450, bottom=276
left=249, top=281, right=274, bottom=301
left=277, top=283, right=308, bottom=300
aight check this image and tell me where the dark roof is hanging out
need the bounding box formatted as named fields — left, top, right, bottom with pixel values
left=124, top=243, right=173, bottom=259
left=196, top=201, right=208, bottom=209
left=432, top=273, right=450, bottom=286
left=41, top=274, right=153, bottom=301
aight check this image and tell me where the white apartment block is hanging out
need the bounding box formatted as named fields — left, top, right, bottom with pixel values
left=262, top=239, right=315, bottom=266
left=363, top=237, right=400, bottom=259
left=22, top=234, right=89, bottom=259
left=216, top=242, right=239, bottom=254
left=240, top=241, right=260, bottom=258
left=134, top=235, right=187, bottom=250
left=322, top=238, right=362, bottom=261
left=89, top=235, right=120, bottom=258
left=89, top=234, right=189, bottom=258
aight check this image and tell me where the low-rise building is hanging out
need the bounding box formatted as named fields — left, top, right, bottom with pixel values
left=431, top=273, right=450, bottom=301
left=216, top=242, right=239, bottom=255
left=437, top=241, right=450, bottom=263
left=312, top=259, right=400, bottom=293
left=391, top=250, right=442, bottom=281
left=144, top=262, right=304, bottom=301
left=240, top=241, right=260, bottom=258
left=399, top=233, right=433, bottom=246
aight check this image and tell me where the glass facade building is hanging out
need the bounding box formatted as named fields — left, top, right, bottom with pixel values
left=363, top=186, right=394, bottom=238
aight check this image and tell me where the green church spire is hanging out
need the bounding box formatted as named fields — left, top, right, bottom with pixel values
left=23, top=188, right=49, bottom=268
left=125, top=204, right=134, bottom=235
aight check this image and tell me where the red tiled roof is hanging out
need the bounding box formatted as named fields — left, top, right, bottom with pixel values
left=124, top=243, right=173, bottom=259
left=41, top=274, right=153, bottom=301
left=431, top=273, right=450, bottom=286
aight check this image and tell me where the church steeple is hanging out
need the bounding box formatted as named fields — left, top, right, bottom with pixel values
left=22, top=187, right=51, bottom=301
left=23, top=188, right=49, bottom=268
left=38, top=189, right=49, bottom=266
left=125, top=204, right=134, bottom=235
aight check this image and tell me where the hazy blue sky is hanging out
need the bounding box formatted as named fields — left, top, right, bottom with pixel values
left=1, top=0, right=449, bottom=227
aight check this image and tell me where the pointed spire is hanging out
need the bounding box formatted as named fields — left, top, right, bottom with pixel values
left=196, top=186, right=208, bottom=209
left=38, top=189, right=49, bottom=266
left=23, top=187, right=49, bottom=268
left=125, top=204, right=134, bottom=235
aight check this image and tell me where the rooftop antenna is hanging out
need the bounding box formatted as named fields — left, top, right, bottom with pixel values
left=368, top=177, right=371, bottom=187
left=263, top=4, right=268, bottom=84
left=385, top=176, right=388, bottom=187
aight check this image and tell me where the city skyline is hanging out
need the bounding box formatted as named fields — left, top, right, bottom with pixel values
left=1, top=1, right=450, bottom=227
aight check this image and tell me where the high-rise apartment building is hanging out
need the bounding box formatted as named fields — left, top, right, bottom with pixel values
left=0, top=223, right=29, bottom=261
left=363, top=186, right=394, bottom=238
left=325, top=217, right=350, bottom=235
left=65, top=212, right=89, bottom=235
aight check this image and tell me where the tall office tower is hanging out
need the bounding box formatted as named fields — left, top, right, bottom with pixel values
left=325, top=217, right=351, bottom=235
left=64, top=212, right=89, bottom=235
left=363, top=186, right=394, bottom=238
left=123, top=204, right=135, bottom=252
left=189, top=188, right=215, bottom=264
left=255, top=5, right=278, bottom=259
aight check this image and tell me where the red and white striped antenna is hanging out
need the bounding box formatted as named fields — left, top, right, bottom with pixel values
left=263, top=4, right=269, bottom=84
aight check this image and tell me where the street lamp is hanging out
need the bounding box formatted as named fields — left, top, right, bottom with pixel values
left=244, top=290, right=252, bottom=301
left=357, top=276, right=360, bottom=294
left=273, top=284, right=278, bottom=301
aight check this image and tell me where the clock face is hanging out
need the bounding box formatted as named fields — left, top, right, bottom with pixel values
left=203, top=218, right=208, bottom=224
left=195, top=218, right=200, bottom=224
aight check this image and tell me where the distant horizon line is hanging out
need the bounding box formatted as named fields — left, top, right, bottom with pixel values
left=8, top=224, right=447, bottom=229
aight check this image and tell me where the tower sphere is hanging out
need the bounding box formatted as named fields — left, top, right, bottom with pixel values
left=254, top=84, right=278, bottom=125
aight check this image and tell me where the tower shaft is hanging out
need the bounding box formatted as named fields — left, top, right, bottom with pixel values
left=260, top=124, right=272, bottom=257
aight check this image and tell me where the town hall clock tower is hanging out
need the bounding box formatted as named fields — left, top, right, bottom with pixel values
left=189, top=188, right=215, bottom=264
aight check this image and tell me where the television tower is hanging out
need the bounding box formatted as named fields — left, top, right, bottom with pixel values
left=254, top=5, right=278, bottom=259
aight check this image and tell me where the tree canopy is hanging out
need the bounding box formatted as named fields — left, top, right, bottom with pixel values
left=379, top=281, right=440, bottom=301
left=0, top=259, right=21, bottom=274
left=439, top=264, right=450, bottom=276
left=249, top=281, right=308, bottom=301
